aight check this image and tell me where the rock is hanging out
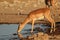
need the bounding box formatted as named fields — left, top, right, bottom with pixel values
left=37, top=32, right=44, bottom=36
left=26, top=32, right=49, bottom=40
left=13, top=33, right=17, bottom=36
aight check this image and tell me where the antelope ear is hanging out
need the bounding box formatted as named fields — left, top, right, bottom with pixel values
left=20, top=23, right=21, bottom=25
left=19, top=23, right=22, bottom=25
left=20, top=23, right=23, bottom=26
left=19, top=23, right=21, bottom=25
left=18, top=23, right=21, bottom=26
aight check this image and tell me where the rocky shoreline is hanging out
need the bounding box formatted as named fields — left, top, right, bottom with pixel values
left=10, top=23, right=60, bottom=40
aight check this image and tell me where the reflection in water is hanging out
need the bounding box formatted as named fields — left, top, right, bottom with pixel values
left=0, top=24, right=50, bottom=40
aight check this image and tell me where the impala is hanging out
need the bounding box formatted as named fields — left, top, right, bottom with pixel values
left=45, top=0, right=55, bottom=7
left=17, top=7, right=55, bottom=33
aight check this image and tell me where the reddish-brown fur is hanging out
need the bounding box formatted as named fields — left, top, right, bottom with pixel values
left=17, top=8, right=55, bottom=33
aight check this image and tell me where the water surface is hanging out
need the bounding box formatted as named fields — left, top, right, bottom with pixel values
left=0, top=24, right=50, bottom=40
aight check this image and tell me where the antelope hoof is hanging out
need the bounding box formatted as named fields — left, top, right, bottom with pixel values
left=50, top=30, right=53, bottom=33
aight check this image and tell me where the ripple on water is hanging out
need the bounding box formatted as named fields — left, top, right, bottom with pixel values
left=0, top=24, right=50, bottom=40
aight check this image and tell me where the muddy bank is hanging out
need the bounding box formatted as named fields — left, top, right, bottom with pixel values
left=10, top=23, right=60, bottom=40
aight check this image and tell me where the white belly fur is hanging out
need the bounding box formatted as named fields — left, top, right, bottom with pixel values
left=34, top=16, right=44, bottom=20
